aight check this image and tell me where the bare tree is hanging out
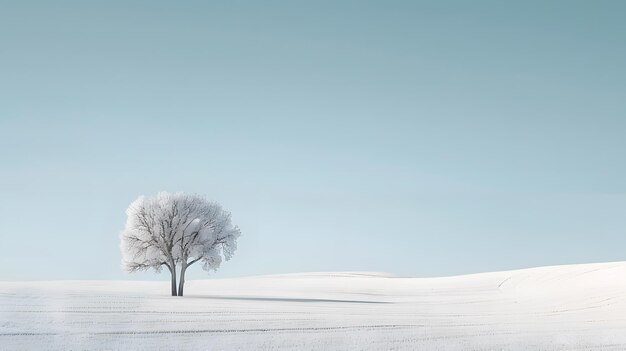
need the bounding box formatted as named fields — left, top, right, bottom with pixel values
left=120, top=192, right=241, bottom=296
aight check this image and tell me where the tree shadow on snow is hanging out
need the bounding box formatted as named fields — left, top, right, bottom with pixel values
left=185, top=295, right=390, bottom=304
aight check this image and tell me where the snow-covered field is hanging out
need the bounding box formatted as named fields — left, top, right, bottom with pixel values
left=2, top=262, right=626, bottom=350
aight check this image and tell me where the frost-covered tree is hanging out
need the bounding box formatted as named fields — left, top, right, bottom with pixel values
left=120, top=192, right=241, bottom=296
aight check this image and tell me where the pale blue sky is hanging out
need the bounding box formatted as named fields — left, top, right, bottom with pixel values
left=1, top=1, right=625, bottom=281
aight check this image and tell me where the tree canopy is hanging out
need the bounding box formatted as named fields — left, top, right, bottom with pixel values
left=120, top=192, right=241, bottom=296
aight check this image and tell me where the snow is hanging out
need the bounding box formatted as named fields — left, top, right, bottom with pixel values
left=2, top=262, right=626, bottom=350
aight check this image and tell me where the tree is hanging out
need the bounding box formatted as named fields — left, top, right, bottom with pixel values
left=120, top=192, right=241, bottom=296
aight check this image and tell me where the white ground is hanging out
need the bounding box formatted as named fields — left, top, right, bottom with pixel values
left=1, top=262, right=626, bottom=350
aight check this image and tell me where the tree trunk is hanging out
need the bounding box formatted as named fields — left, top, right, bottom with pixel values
left=170, top=263, right=178, bottom=296
left=178, top=263, right=187, bottom=297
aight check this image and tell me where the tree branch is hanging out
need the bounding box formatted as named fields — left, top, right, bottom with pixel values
left=187, top=256, right=203, bottom=267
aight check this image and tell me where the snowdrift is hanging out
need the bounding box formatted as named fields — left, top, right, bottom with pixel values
left=1, top=262, right=625, bottom=350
